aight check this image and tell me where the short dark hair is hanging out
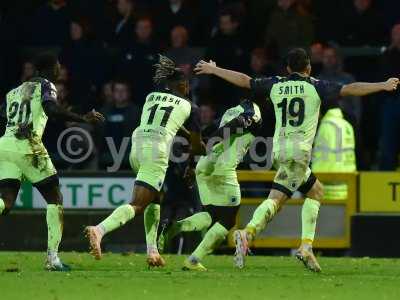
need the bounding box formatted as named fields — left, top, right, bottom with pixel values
left=34, top=52, right=58, bottom=73
left=287, top=48, right=310, bottom=72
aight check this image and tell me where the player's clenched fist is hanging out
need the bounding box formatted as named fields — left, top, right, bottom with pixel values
left=383, top=78, right=399, bottom=91
left=194, top=60, right=217, bottom=75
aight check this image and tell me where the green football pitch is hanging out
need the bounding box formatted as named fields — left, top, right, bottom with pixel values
left=1, top=252, right=400, bottom=300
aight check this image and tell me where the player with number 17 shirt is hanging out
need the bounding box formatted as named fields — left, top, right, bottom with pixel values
left=85, top=55, right=205, bottom=268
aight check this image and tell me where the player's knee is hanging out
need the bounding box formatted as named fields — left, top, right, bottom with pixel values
left=133, top=203, right=145, bottom=215
left=311, top=181, right=324, bottom=202
left=200, top=212, right=212, bottom=228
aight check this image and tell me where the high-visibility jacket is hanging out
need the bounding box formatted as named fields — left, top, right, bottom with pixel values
left=312, top=108, right=356, bottom=200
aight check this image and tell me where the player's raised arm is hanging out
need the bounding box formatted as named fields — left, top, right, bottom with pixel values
left=340, top=78, right=399, bottom=97
left=194, top=60, right=252, bottom=89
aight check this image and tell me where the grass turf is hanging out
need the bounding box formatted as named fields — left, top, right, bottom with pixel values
left=1, top=252, right=400, bottom=300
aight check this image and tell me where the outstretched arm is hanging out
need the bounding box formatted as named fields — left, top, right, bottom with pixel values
left=194, top=60, right=252, bottom=89
left=340, top=78, right=399, bottom=97
left=43, top=101, right=105, bottom=124
left=40, top=79, right=105, bottom=125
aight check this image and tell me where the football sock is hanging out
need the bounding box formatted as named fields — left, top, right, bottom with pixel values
left=47, top=204, right=63, bottom=256
left=189, top=222, right=228, bottom=262
left=301, top=198, right=321, bottom=244
left=98, top=204, right=135, bottom=236
left=0, top=198, right=5, bottom=214
left=177, top=212, right=212, bottom=232
left=246, top=199, right=278, bottom=238
left=144, top=203, right=160, bottom=253
left=163, top=212, right=212, bottom=246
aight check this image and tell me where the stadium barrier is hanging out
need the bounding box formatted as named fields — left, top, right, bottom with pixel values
left=359, top=172, right=400, bottom=212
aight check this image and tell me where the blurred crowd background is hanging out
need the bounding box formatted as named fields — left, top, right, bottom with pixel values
left=0, top=0, right=400, bottom=171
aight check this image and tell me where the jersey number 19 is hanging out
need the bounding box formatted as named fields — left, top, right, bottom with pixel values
left=277, top=97, right=305, bottom=127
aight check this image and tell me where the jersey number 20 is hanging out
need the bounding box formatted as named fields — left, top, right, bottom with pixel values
left=277, top=97, right=305, bottom=127
left=7, top=101, right=31, bottom=127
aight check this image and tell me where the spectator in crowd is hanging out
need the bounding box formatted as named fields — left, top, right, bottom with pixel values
left=247, top=48, right=277, bottom=140
left=156, top=0, right=195, bottom=45
left=319, top=45, right=364, bottom=169
left=248, top=48, right=277, bottom=77
left=61, top=19, right=106, bottom=109
left=265, top=0, right=314, bottom=57
left=199, top=102, right=217, bottom=130
left=115, top=16, right=159, bottom=105
left=20, top=60, right=36, bottom=83
left=96, top=81, right=114, bottom=110
left=310, top=42, right=324, bottom=76
left=165, top=25, right=203, bottom=102
left=319, top=46, right=362, bottom=125
left=98, top=80, right=141, bottom=170
left=247, top=0, right=276, bottom=46
left=27, top=0, right=70, bottom=46
left=165, top=26, right=200, bottom=69
left=109, top=0, right=137, bottom=47
left=340, top=0, right=385, bottom=46
left=206, top=9, right=247, bottom=113
left=379, top=24, right=400, bottom=170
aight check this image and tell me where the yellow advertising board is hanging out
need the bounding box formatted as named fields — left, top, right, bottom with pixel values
left=360, top=172, right=400, bottom=212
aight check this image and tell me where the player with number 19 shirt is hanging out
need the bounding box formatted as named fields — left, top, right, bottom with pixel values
left=194, top=48, right=399, bottom=272
left=251, top=74, right=341, bottom=193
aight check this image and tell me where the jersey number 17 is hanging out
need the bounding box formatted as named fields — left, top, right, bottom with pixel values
left=146, top=104, right=174, bottom=127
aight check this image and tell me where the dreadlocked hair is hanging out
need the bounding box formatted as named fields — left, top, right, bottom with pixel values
left=153, top=55, right=185, bottom=85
